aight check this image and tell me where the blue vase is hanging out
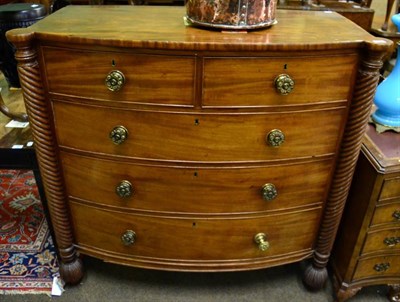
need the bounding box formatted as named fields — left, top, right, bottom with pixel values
left=371, top=14, right=400, bottom=129
left=393, top=13, right=400, bottom=31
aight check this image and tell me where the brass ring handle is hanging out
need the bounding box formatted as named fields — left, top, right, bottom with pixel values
left=383, top=237, right=400, bottom=247
left=373, top=262, right=390, bottom=272
left=266, top=129, right=285, bottom=147
left=261, top=183, right=278, bottom=201
left=121, top=230, right=136, bottom=246
left=116, top=180, right=133, bottom=198
left=392, top=210, right=400, bottom=221
left=254, top=233, right=270, bottom=251
left=105, top=70, right=125, bottom=92
left=274, top=74, right=295, bottom=95
left=109, top=125, right=128, bottom=145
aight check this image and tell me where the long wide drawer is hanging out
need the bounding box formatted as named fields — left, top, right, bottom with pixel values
left=69, top=201, right=321, bottom=264
left=61, top=152, right=333, bottom=214
left=42, top=47, right=195, bottom=106
left=52, top=101, right=345, bottom=162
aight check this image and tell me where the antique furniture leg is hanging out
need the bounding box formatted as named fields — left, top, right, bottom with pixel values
left=360, top=0, right=372, bottom=7
left=335, top=287, right=362, bottom=302
left=0, top=93, right=28, bottom=121
left=10, top=32, right=83, bottom=284
left=331, top=272, right=361, bottom=302
left=382, top=0, right=396, bottom=31
left=303, top=44, right=388, bottom=290
left=332, top=274, right=362, bottom=302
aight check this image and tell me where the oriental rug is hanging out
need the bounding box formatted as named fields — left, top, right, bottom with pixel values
left=0, top=169, right=59, bottom=295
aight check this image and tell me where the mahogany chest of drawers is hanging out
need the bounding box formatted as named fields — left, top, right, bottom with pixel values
left=332, top=124, right=400, bottom=301
left=7, top=6, right=391, bottom=290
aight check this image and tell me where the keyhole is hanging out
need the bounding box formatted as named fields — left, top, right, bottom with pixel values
left=112, top=59, right=116, bottom=67
left=283, top=64, right=288, bottom=70
left=194, top=119, right=200, bottom=125
left=194, top=171, right=198, bottom=177
left=192, top=222, right=197, bottom=227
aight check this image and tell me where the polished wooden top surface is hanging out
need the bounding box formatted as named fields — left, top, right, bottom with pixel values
left=7, top=6, right=391, bottom=52
left=363, top=123, right=400, bottom=173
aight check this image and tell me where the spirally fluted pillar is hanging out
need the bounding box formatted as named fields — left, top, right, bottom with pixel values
left=7, top=30, right=83, bottom=285
left=303, top=43, right=389, bottom=290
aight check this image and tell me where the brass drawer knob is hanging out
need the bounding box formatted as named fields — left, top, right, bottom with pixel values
left=105, top=70, right=125, bottom=91
left=121, top=230, right=136, bottom=246
left=274, top=74, right=295, bottom=95
left=116, top=180, right=133, bottom=198
left=383, top=237, right=400, bottom=247
left=373, top=262, right=390, bottom=272
left=109, top=125, right=128, bottom=145
left=393, top=210, right=400, bottom=221
left=254, top=233, right=270, bottom=251
left=266, top=129, right=285, bottom=147
left=261, top=183, right=278, bottom=201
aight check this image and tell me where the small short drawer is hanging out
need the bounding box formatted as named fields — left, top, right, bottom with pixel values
left=353, top=255, right=400, bottom=280
left=379, top=177, right=400, bottom=202
left=362, top=228, right=400, bottom=254
left=53, top=101, right=346, bottom=162
left=202, top=55, right=358, bottom=107
left=61, top=152, right=333, bottom=214
left=42, top=46, right=195, bottom=106
left=69, top=201, right=321, bottom=262
left=371, top=202, right=400, bottom=227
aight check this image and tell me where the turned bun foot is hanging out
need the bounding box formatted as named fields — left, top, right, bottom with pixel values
left=303, top=263, right=328, bottom=290
left=60, top=257, right=84, bottom=285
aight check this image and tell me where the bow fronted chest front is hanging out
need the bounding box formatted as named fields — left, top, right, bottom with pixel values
left=7, top=6, right=392, bottom=291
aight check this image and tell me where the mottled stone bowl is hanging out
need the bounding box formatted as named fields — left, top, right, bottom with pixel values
left=185, top=0, right=278, bottom=30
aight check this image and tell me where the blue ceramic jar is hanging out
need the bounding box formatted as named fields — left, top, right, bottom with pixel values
left=371, top=14, right=400, bottom=129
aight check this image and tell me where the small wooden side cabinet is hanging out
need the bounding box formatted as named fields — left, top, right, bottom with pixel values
left=332, top=124, right=400, bottom=302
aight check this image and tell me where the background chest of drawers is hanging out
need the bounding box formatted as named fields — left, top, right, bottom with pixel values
left=7, top=6, right=391, bottom=290
left=332, top=124, right=400, bottom=302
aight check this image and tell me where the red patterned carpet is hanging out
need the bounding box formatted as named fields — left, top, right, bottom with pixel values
left=0, top=170, right=59, bottom=295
